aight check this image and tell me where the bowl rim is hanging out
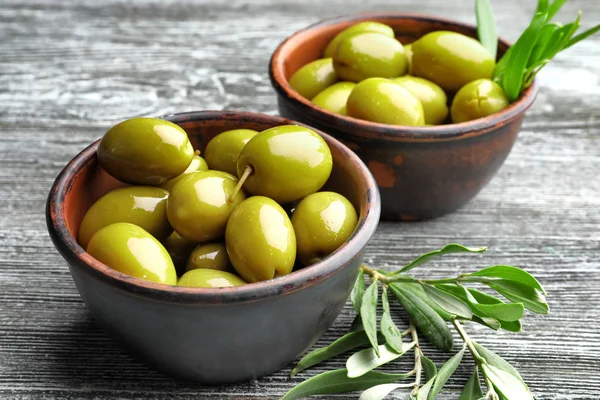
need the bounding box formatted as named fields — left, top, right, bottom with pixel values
left=269, top=12, right=538, bottom=143
left=46, top=110, right=381, bottom=304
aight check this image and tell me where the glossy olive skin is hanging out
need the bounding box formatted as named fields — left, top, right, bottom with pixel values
left=451, top=79, right=509, bottom=123
left=347, top=77, right=425, bottom=126
left=292, top=192, right=358, bottom=266
left=311, top=82, right=356, bottom=115
left=333, top=32, right=407, bottom=82
left=87, top=222, right=177, bottom=285
left=404, top=43, right=414, bottom=74
left=289, top=58, right=338, bottom=100
left=237, top=125, right=333, bottom=204
left=204, top=129, right=258, bottom=175
left=166, top=171, right=247, bottom=242
left=162, top=231, right=197, bottom=275
left=78, top=186, right=170, bottom=249
left=412, top=31, right=496, bottom=92
left=160, top=155, right=208, bottom=191
left=186, top=242, right=232, bottom=272
left=393, top=76, right=448, bottom=125
left=98, top=118, right=195, bottom=185
left=324, top=21, right=395, bottom=58
left=225, top=196, right=296, bottom=283
left=177, top=269, right=246, bottom=288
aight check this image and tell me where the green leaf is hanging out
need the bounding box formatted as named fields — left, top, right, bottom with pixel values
left=468, top=289, right=522, bottom=332
left=422, top=284, right=473, bottom=319
left=347, top=343, right=415, bottom=378
left=359, top=382, right=416, bottom=400
left=420, top=350, right=438, bottom=382
left=472, top=316, right=501, bottom=331
left=291, top=330, right=373, bottom=376
left=536, top=0, right=549, bottom=14
left=392, top=282, right=454, bottom=321
left=487, top=280, right=549, bottom=314
left=417, top=377, right=436, bottom=400
left=390, top=284, right=454, bottom=352
left=350, top=314, right=364, bottom=333
left=502, top=10, right=548, bottom=101
left=472, top=342, right=524, bottom=382
left=493, top=45, right=513, bottom=80
left=481, top=364, right=534, bottom=400
left=529, top=22, right=561, bottom=65
left=475, top=0, right=498, bottom=59
left=394, top=244, right=486, bottom=274
left=566, top=23, right=600, bottom=49
left=547, top=0, right=569, bottom=21
left=361, top=280, right=380, bottom=355
left=428, top=347, right=465, bottom=400
left=381, top=289, right=405, bottom=353
left=352, top=272, right=366, bottom=314
left=281, top=369, right=412, bottom=400
left=468, top=265, right=546, bottom=294
left=459, top=368, right=484, bottom=400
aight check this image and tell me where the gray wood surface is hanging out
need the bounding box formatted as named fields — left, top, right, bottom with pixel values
left=1, top=0, right=599, bottom=399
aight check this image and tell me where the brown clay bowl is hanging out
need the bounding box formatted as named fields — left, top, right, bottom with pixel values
left=46, top=110, right=380, bottom=383
left=270, top=13, right=538, bottom=221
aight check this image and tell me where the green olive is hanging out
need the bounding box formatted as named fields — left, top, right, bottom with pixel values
left=177, top=269, right=246, bottom=288
left=162, top=231, right=197, bottom=275
left=289, top=58, right=338, bottom=100
left=404, top=43, right=414, bottom=75
left=311, top=82, right=356, bottom=115
left=159, top=155, right=208, bottom=191
left=97, top=118, right=194, bottom=185
left=166, top=171, right=246, bottom=242
left=292, top=192, right=358, bottom=266
left=324, top=21, right=395, bottom=58
left=346, top=77, right=425, bottom=126
left=411, top=31, right=496, bottom=92
left=451, top=79, right=509, bottom=123
left=237, top=125, right=332, bottom=204
left=392, top=76, right=448, bottom=125
left=87, top=222, right=177, bottom=285
left=204, top=129, right=258, bottom=175
left=225, top=196, right=296, bottom=283
left=186, top=242, right=231, bottom=272
left=78, top=186, right=170, bottom=250
left=333, top=32, right=407, bottom=82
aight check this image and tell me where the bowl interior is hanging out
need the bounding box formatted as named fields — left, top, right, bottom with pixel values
left=50, top=111, right=380, bottom=301
left=280, top=13, right=510, bottom=82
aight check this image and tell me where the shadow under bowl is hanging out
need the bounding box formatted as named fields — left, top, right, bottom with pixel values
left=270, top=12, right=538, bottom=221
left=46, top=110, right=381, bottom=384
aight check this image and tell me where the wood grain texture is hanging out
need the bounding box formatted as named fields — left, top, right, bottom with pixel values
left=0, top=0, right=599, bottom=399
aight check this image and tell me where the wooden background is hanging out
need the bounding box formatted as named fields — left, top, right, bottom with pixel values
left=1, top=0, right=599, bottom=398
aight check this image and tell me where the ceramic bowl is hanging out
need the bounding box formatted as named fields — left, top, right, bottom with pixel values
left=270, top=13, right=538, bottom=221
left=46, top=110, right=380, bottom=383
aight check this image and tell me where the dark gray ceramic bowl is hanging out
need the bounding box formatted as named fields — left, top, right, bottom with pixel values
left=46, top=110, right=380, bottom=384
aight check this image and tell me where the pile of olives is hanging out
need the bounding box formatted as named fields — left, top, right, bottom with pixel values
left=289, top=21, right=509, bottom=126
left=80, top=118, right=359, bottom=288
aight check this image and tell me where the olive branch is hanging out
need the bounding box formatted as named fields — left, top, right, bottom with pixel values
left=282, top=244, right=548, bottom=400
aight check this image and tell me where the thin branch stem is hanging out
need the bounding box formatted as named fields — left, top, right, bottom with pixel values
left=452, top=319, right=485, bottom=364
left=409, top=324, right=422, bottom=397
left=228, top=165, right=252, bottom=203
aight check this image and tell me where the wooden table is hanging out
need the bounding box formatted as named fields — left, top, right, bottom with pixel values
left=1, top=0, right=599, bottom=398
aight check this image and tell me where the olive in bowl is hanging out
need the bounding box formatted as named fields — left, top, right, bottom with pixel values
left=269, top=13, right=537, bottom=221
left=46, top=111, right=380, bottom=383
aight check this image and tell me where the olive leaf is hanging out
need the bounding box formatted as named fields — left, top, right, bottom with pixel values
left=475, top=0, right=498, bottom=59
left=468, top=289, right=522, bottom=332
left=467, top=265, right=546, bottom=294
left=472, top=342, right=524, bottom=382
left=566, top=23, right=600, bottom=48
left=361, top=279, right=380, bottom=355
left=486, top=280, right=549, bottom=314
left=392, top=244, right=487, bottom=275
left=291, top=330, right=382, bottom=376
left=390, top=283, right=454, bottom=352
left=420, top=350, right=438, bottom=382
left=350, top=314, right=364, bottom=333
left=359, top=382, right=417, bottom=400
left=393, top=282, right=454, bottom=321
left=481, top=364, right=534, bottom=400
left=346, top=343, right=415, bottom=378
left=281, top=369, right=413, bottom=400
left=428, top=347, right=466, bottom=400
left=352, top=272, right=366, bottom=314
left=459, top=368, right=484, bottom=400
left=416, top=377, right=436, bottom=400
left=380, top=288, right=405, bottom=353
left=421, top=284, right=473, bottom=319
